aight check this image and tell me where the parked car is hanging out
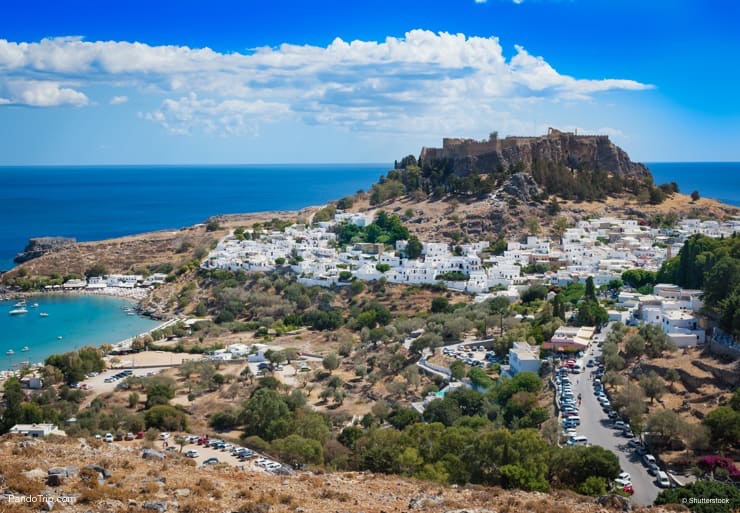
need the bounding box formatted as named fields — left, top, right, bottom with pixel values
left=104, top=433, right=113, bottom=443
left=185, top=450, right=199, bottom=458
left=643, top=454, right=659, bottom=475
left=114, top=432, right=124, bottom=441
left=125, top=432, right=135, bottom=441
left=628, top=438, right=644, bottom=450
left=613, top=420, right=627, bottom=431
left=202, top=457, right=219, bottom=466
left=656, top=471, right=671, bottom=488
left=567, top=436, right=588, bottom=446
left=159, top=432, right=170, bottom=440
left=615, top=472, right=632, bottom=486
left=623, top=484, right=634, bottom=495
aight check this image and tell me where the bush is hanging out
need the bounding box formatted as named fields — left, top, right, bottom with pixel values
left=144, top=405, right=188, bottom=431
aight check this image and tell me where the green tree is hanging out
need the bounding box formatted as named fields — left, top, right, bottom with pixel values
left=85, top=263, right=109, bottom=278
left=449, top=360, right=466, bottom=380
left=272, top=434, right=323, bottom=465
left=645, top=409, right=689, bottom=449
left=639, top=371, right=666, bottom=404
left=144, top=405, right=188, bottom=431
left=549, top=445, right=620, bottom=489
left=431, top=296, right=450, bottom=313
left=240, top=388, right=290, bottom=441
left=0, top=377, right=24, bottom=433
left=702, top=406, right=740, bottom=449
left=690, top=190, right=700, bottom=202
left=405, top=235, right=423, bottom=259
left=655, top=480, right=740, bottom=513
left=584, top=276, right=597, bottom=302
left=322, top=353, right=340, bottom=374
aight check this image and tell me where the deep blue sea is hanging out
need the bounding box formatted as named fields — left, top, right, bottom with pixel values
left=0, top=295, right=160, bottom=370
left=647, top=162, right=740, bottom=208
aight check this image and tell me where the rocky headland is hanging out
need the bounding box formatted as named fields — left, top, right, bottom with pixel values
left=14, top=236, right=77, bottom=264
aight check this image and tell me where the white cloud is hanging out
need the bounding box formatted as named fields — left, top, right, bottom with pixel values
left=110, top=95, right=128, bottom=105
left=0, top=80, right=88, bottom=106
left=144, top=92, right=289, bottom=135
left=0, top=31, right=652, bottom=134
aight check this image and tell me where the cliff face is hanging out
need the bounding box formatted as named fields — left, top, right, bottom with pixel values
left=419, top=128, right=650, bottom=179
left=14, top=236, right=77, bottom=263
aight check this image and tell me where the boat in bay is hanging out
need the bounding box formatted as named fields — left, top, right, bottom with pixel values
left=6, top=349, right=14, bottom=355
left=9, top=307, right=28, bottom=315
left=21, top=346, right=29, bottom=352
left=39, top=312, right=49, bottom=317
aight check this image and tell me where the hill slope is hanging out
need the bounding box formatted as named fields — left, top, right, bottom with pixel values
left=0, top=435, right=674, bottom=513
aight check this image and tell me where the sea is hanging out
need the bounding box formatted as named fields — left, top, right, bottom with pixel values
left=0, top=162, right=737, bottom=366
left=647, top=162, right=740, bottom=208
left=0, top=294, right=161, bottom=370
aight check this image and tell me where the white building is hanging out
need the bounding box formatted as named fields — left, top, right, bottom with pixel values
left=10, top=423, right=63, bottom=437
left=509, top=342, right=541, bottom=375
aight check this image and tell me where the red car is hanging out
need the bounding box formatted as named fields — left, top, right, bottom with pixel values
left=197, top=436, right=209, bottom=446
left=623, top=484, right=634, bottom=495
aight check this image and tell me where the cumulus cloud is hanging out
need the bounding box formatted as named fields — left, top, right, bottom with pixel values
left=0, top=80, right=88, bottom=106
left=0, top=31, right=652, bottom=134
left=110, top=95, right=128, bottom=105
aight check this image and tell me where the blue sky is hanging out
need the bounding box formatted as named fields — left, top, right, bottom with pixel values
left=0, top=0, right=737, bottom=164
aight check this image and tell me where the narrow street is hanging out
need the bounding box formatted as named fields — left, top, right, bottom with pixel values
left=573, top=340, right=661, bottom=506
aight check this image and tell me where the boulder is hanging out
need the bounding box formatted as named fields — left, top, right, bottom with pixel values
left=142, top=448, right=165, bottom=460
left=82, top=464, right=111, bottom=479
left=142, top=501, right=168, bottom=512
left=22, top=468, right=46, bottom=480
left=596, top=494, right=632, bottom=512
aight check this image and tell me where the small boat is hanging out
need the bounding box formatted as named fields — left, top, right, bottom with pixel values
left=57, top=336, right=63, bottom=340
left=31, top=303, right=39, bottom=308
left=9, top=308, right=28, bottom=315
left=39, top=312, right=49, bottom=317
left=6, top=349, right=14, bottom=355
left=21, top=346, right=29, bottom=352
left=14, top=300, right=27, bottom=307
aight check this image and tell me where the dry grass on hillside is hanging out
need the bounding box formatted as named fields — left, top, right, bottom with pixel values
left=0, top=435, right=679, bottom=513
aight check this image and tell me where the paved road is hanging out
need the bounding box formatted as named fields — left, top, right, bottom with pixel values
left=574, top=342, right=661, bottom=506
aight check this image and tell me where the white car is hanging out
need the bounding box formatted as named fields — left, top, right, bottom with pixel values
left=615, top=472, right=631, bottom=486
left=159, top=432, right=171, bottom=440
left=185, top=450, right=199, bottom=458
left=104, top=433, right=113, bottom=443
left=656, top=471, right=671, bottom=488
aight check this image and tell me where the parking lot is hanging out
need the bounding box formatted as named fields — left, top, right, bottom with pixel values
left=174, top=435, right=291, bottom=475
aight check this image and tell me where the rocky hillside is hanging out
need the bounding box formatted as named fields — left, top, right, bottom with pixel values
left=14, top=236, right=77, bottom=264
left=419, top=128, right=650, bottom=178
left=0, top=435, right=675, bottom=513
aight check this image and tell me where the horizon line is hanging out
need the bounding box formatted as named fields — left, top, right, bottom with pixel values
left=1, top=160, right=740, bottom=167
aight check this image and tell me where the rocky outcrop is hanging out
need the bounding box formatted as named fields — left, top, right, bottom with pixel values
left=14, top=236, right=77, bottom=263
left=500, top=173, right=541, bottom=203
left=419, top=128, right=650, bottom=179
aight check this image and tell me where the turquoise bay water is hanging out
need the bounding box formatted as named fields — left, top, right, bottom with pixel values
left=0, top=295, right=161, bottom=370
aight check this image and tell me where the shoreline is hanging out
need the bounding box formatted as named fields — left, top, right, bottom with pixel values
left=1, top=285, right=150, bottom=303
left=0, top=315, right=179, bottom=383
